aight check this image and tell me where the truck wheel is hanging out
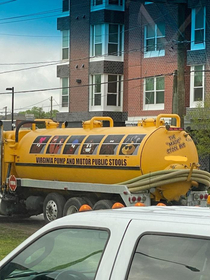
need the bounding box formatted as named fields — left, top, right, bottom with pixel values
left=43, top=193, right=66, bottom=223
left=63, top=197, right=86, bottom=215
left=93, top=200, right=114, bottom=210
left=82, top=196, right=97, bottom=208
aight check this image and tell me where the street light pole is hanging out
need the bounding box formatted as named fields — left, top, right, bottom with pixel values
left=6, top=87, right=14, bottom=130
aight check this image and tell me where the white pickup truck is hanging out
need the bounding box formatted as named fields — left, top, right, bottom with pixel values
left=0, top=206, right=210, bottom=280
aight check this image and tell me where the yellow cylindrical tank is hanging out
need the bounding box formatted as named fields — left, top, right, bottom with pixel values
left=3, top=114, right=204, bottom=202
left=9, top=114, right=198, bottom=190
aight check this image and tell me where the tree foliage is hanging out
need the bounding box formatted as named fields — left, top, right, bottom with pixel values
left=18, top=107, right=58, bottom=119
left=186, top=98, right=210, bottom=157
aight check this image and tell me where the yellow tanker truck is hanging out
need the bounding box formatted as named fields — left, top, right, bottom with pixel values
left=0, top=114, right=209, bottom=222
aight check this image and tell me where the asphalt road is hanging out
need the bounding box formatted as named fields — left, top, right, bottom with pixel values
left=0, top=214, right=46, bottom=235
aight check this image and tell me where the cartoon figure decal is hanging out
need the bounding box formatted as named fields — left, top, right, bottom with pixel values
left=30, top=136, right=51, bottom=154
left=46, top=135, right=68, bottom=154
left=119, top=134, right=146, bottom=155
left=121, top=143, right=136, bottom=155
left=100, top=135, right=124, bottom=155
left=63, top=135, right=86, bottom=155
left=81, top=135, right=105, bottom=155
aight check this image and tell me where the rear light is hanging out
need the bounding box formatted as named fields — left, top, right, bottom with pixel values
left=194, top=193, right=199, bottom=200
left=194, top=193, right=209, bottom=201
left=204, top=194, right=208, bottom=200
left=129, top=195, right=147, bottom=204
left=132, top=196, right=136, bottom=202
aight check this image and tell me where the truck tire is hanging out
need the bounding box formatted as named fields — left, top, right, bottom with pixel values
left=43, top=193, right=66, bottom=223
left=63, top=197, right=86, bottom=215
left=93, top=200, right=114, bottom=210
left=82, top=196, right=97, bottom=208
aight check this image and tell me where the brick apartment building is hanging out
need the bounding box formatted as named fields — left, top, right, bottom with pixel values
left=56, top=0, right=208, bottom=127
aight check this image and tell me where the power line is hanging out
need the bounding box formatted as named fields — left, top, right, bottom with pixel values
left=0, top=8, right=61, bottom=21
left=0, top=62, right=59, bottom=75
left=0, top=32, right=60, bottom=38
left=0, top=8, right=62, bottom=25
left=0, top=72, right=174, bottom=96
left=0, top=12, right=62, bottom=25
left=0, top=60, right=62, bottom=66
left=0, top=67, right=208, bottom=97
left=2, top=68, right=209, bottom=112
left=15, top=98, right=51, bottom=110
left=0, top=0, right=16, bottom=5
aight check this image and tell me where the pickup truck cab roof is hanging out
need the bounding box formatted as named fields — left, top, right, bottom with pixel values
left=1, top=206, right=210, bottom=280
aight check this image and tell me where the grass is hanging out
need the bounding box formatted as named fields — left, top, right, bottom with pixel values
left=0, top=227, right=30, bottom=260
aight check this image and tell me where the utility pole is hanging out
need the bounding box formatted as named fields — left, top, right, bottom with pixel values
left=176, top=3, right=187, bottom=127
left=50, top=96, right=53, bottom=118
left=140, top=0, right=188, bottom=127
left=6, top=87, right=15, bottom=130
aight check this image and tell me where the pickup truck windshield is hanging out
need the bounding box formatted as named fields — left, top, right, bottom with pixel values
left=0, top=228, right=109, bottom=280
left=127, top=234, right=210, bottom=280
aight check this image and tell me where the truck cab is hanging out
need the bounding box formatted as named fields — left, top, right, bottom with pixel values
left=1, top=206, right=210, bottom=280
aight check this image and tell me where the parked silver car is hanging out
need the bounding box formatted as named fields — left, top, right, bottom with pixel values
left=0, top=206, right=210, bottom=280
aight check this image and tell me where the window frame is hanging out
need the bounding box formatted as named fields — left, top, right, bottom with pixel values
left=90, top=24, right=124, bottom=62
left=89, top=74, right=123, bottom=112
left=191, top=6, right=206, bottom=50
left=91, top=0, right=125, bottom=12
left=62, top=30, right=70, bottom=60
left=62, top=0, right=70, bottom=13
left=143, top=76, right=165, bottom=110
left=127, top=233, right=210, bottom=280
left=1, top=227, right=110, bottom=280
left=61, top=77, right=69, bottom=109
left=144, top=23, right=165, bottom=58
left=190, top=65, right=205, bottom=108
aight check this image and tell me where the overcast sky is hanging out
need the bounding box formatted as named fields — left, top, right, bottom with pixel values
left=0, top=0, right=62, bottom=116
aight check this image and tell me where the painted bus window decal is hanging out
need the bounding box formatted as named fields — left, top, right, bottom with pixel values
left=63, top=135, right=86, bottom=155
left=30, top=136, right=51, bottom=154
left=99, top=135, right=125, bottom=155
left=46, top=135, right=68, bottom=154
left=81, top=135, right=105, bottom=155
left=119, top=134, right=146, bottom=155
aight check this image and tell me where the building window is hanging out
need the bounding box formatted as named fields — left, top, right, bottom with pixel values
left=91, top=74, right=102, bottom=106
left=90, top=74, right=123, bottom=111
left=190, top=65, right=204, bottom=108
left=109, top=0, right=123, bottom=5
left=92, top=0, right=103, bottom=5
left=144, top=23, right=165, bottom=58
left=191, top=7, right=206, bottom=50
left=108, top=24, right=123, bottom=56
left=61, top=77, right=69, bottom=108
left=91, top=0, right=124, bottom=11
left=107, top=75, right=121, bottom=106
left=144, top=76, right=164, bottom=110
left=62, top=0, right=70, bottom=12
left=90, top=24, right=124, bottom=59
left=62, top=30, right=69, bottom=60
left=91, top=25, right=103, bottom=57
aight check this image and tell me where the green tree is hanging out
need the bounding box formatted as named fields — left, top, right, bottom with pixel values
left=19, top=107, right=58, bottom=119
left=186, top=98, right=210, bottom=157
